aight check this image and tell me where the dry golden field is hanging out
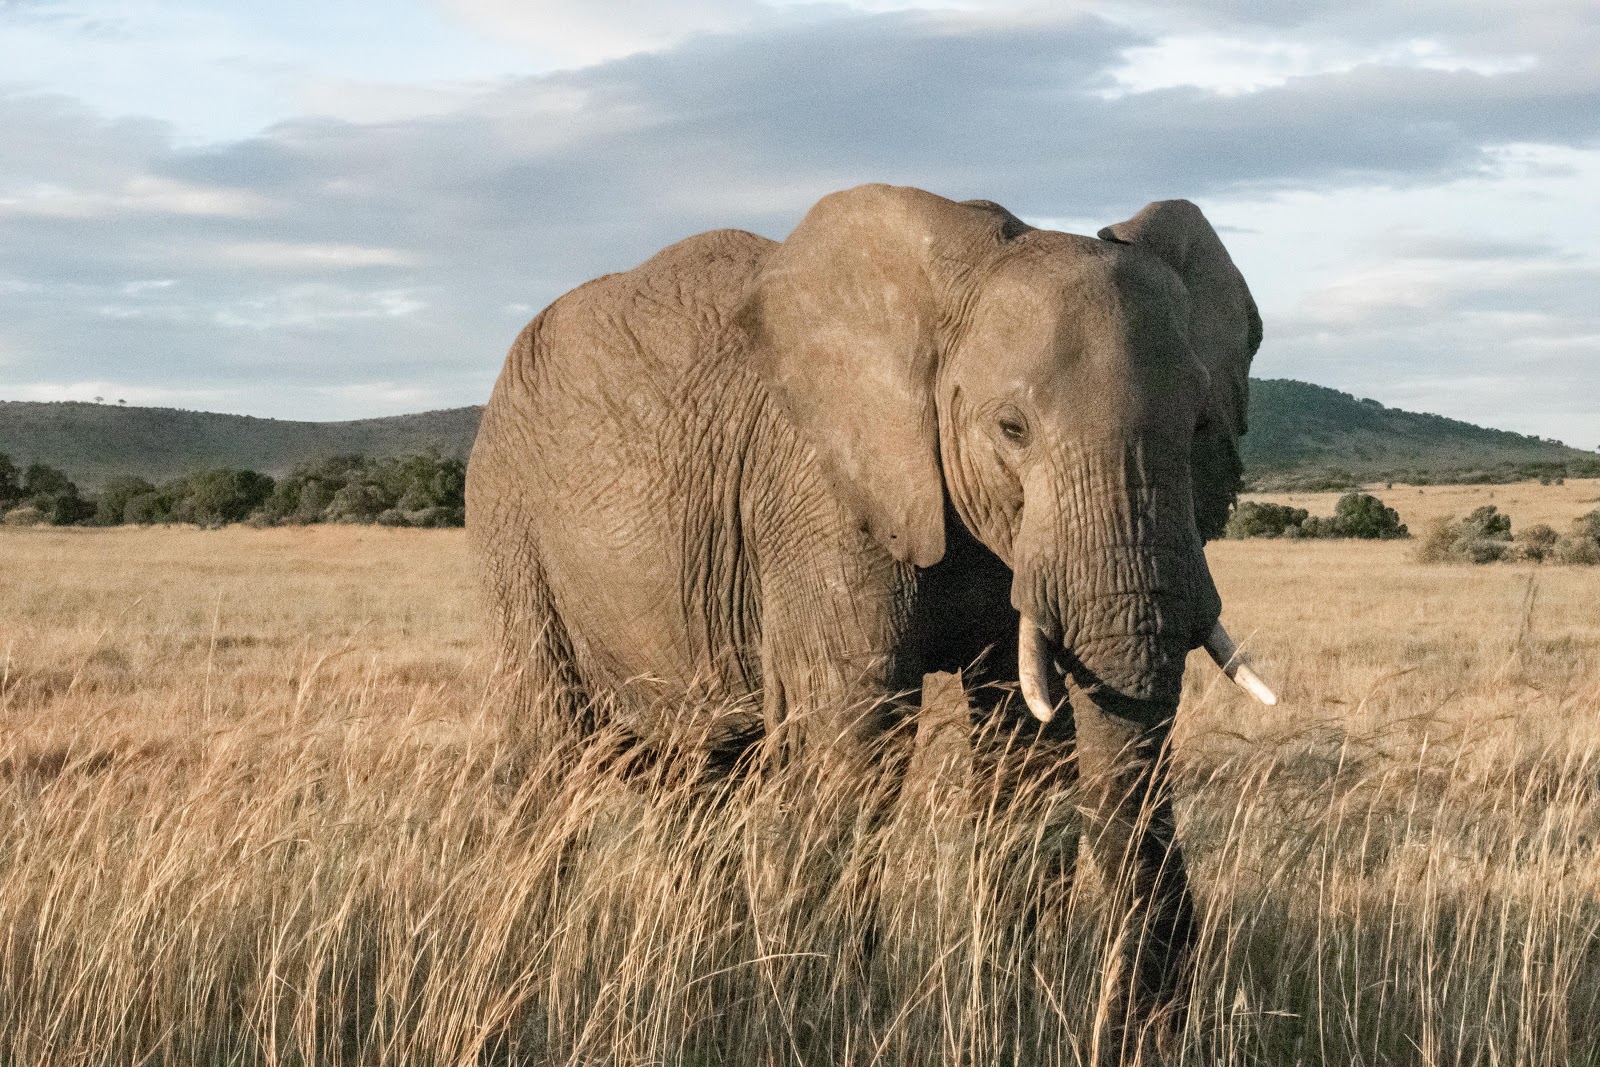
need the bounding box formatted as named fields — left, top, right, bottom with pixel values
left=1248, top=476, right=1600, bottom=530
left=1, top=481, right=1598, bottom=1065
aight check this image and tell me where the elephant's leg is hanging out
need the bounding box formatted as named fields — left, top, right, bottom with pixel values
left=752, top=536, right=913, bottom=766
left=740, top=537, right=912, bottom=1000
left=1071, top=689, right=1194, bottom=1064
left=476, top=511, right=594, bottom=750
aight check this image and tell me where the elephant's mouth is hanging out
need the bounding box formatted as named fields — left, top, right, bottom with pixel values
left=1017, top=615, right=1276, bottom=723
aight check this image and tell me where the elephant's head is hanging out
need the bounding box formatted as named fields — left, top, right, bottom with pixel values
left=740, top=183, right=1271, bottom=722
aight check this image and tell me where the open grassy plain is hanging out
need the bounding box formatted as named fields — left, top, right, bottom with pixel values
left=1248, top=476, right=1600, bottom=530
left=1, top=483, right=1597, bottom=1065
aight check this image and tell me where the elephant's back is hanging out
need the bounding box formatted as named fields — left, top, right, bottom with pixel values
left=601, top=227, right=774, bottom=371
left=469, top=226, right=781, bottom=729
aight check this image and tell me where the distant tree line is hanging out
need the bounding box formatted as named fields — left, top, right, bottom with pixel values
left=1247, top=458, right=1600, bottom=493
left=1225, top=490, right=1600, bottom=565
left=1226, top=493, right=1410, bottom=541
left=0, top=450, right=465, bottom=528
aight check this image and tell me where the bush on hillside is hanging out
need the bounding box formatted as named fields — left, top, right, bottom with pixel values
left=1227, top=493, right=1408, bottom=541
left=1244, top=457, right=1600, bottom=492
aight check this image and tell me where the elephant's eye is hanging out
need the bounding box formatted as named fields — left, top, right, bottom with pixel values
left=998, top=413, right=1029, bottom=446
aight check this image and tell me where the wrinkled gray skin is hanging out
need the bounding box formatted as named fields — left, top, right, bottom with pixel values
left=468, top=184, right=1260, bottom=1054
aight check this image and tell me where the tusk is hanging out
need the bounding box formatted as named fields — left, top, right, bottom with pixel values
left=1203, top=622, right=1279, bottom=706
left=1018, top=617, right=1062, bottom=722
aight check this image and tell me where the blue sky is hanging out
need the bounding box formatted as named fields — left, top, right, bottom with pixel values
left=0, top=0, right=1596, bottom=449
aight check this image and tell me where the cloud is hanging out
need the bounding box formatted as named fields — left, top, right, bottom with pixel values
left=1265, top=240, right=1600, bottom=446
left=438, top=0, right=761, bottom=68
left=0, top=2, right=1597, bottom=434
left=3, top=379, right=241, bottom=410
left=0, top=0, right=542, bottom=141
left=1101, top=33, right=1537, bottom=98
left=0, top=174, right=269, bottom=218
left=217, top=242, right=420, bottom=269
left=210, top=286, right=428, bottom=330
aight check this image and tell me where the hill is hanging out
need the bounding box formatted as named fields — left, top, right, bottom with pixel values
left=2, top=381, right=1594, bottom=489
left=1242, top=379, right=1597, bottom=489
left=0, top=401, right=480, bottom=487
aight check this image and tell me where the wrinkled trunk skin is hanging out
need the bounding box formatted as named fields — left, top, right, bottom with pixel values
left=1013, top=440, right=1219, bottom=1063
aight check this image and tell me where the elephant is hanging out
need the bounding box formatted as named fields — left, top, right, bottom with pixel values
left=466, top=183, right=1275, bottom=1058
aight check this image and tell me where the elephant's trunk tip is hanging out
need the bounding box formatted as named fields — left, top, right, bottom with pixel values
left=1203, top=622, right=1279, bottom=706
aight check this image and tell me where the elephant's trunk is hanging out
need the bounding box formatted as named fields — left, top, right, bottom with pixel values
left=1009, top=440, right=1207, bottom=1057
left=1009, top=439, right=1284, bottom=1057
left=1011, top=439, right=1218, bottom=713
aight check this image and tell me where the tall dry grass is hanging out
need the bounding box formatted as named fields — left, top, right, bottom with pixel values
left=0, top=495, right=1597, bottom=1065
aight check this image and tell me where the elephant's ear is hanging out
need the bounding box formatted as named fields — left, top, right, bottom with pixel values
left=1099, top=200, right=1262, bottom=542
left=739, top=185, right=1021, bottom=568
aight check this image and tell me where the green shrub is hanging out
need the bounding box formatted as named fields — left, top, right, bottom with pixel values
left=164, top=469, right=275, bottom=527
left=1574, top=508, right=1600, bottom=544
left=1419, top=506, right=1598, bottom=565
left=1297, top=515, right=1340, bottom=539
left=94, top=476, right=157, bottom=526
left=0, top=453, right=20, bottom=508
left=1552, top=509, right=1600, bottom=565
left=1225, top=501, right=1309, bottom=539
left=1417, top=505, right=1512, bottom=563
left=271, top=480, right=335, bottom=523
left=44, top=489, right=95, bottom=526
left=1461, top=505, right=1512, bottom=541
left=1332, top=493, right=1408, bottom=539
left=1226, top=493, right=1408, bottom=541
left=326, top=482, right=389, bottom=523
left=21, top=463, right=72, bottom=499
left=1512, top=523, right=1560, bottom=562
left=1556, top=535, right=1600, bottom=565
left=123, top=492, right=170, bottom=526
left=257, top=450, right=465, bottom=527
left=5, top=462, right=96, bottom=525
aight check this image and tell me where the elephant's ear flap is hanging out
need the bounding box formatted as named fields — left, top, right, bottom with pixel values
left=1100, top=200, right=1261, bottom=542
left=738, top=185, right=1015, bottom=568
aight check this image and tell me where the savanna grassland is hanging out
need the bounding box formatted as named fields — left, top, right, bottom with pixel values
left=1, top=482, right=1598, bottom=1066
left=1249, top=477, right=1600, bottom=530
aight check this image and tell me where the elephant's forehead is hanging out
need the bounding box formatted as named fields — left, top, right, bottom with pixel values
left=971, top=246, right=1185, bottom=359
left=955, top=256, right=1202, bottom=424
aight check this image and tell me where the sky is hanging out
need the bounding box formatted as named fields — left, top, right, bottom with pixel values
left=0, top=0, right=1596, bottom=448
